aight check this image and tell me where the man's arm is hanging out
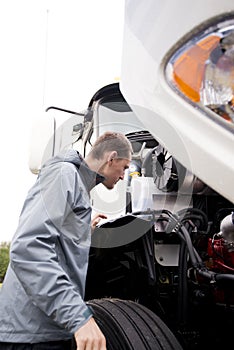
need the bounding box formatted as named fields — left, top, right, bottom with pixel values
left=10, top=164, right=93, bottom=332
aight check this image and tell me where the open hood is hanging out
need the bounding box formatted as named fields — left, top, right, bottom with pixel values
left=120, top=0, right=234, bottom=203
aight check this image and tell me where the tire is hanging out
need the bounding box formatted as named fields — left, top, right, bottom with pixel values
left=87, top=298, right=183, bottom=350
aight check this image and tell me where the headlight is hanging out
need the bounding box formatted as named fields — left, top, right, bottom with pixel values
left=166, top=15, right=234, bottom=124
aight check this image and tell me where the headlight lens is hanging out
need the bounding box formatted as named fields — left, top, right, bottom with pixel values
left=166, top=16, right=234, bottom=123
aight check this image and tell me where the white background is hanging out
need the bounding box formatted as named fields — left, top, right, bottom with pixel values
left=0, top=0, right=125, bottom=242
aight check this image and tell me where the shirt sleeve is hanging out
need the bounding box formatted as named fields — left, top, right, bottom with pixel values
left=10, top=162, right=93, bottom=333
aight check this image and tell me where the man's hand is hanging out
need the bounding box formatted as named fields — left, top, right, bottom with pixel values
left=74, top=317, right=106, bottom=349
left=91, top=213, right=107, bottom=231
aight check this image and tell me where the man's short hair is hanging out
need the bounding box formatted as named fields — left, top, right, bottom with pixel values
left=91, top=131, right=133, bottom=160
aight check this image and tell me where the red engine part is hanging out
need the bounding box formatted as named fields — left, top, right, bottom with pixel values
left=207, top=238, right=234, bottom=273
left=207, top=238, right=234, bottom=305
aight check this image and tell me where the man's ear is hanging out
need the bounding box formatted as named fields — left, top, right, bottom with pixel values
left=107, top=151, right=118, bottom=162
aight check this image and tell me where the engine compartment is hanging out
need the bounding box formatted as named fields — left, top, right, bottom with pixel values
left=38, top=83, right=233, bottom=348
left=86, top=130, right=234, bottom=349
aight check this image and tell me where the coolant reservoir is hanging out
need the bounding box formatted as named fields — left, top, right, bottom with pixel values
left=131, top=176, right=154, bottom=213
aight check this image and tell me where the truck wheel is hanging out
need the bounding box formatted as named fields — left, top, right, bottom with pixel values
left=87, top=298, right=183, bottom=350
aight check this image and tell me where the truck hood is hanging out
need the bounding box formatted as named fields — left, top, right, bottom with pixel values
left=120, top=0, right=234, bottom=203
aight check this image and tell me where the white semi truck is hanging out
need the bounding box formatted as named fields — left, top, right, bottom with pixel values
left=29, top=1, right=234, bottom=349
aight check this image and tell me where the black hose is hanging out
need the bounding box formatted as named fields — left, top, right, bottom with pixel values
left=181, top=215, right=207, bottom=230
left=141, top=146, right=158, bottom=172
left=177, top=240, right=188, bottom=326
left=214, top=273, right=234, bottom=284
left=179, top=226, right=199, bottom=267
left=177, top=208, right=208, bottom=230
left=196, top=268, right=216, bottom=280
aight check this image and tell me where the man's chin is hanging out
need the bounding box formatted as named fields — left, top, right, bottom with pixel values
left=103, top=183, right=114, bottom=190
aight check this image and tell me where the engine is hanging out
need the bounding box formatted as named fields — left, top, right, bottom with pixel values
left=86, top=131, right=234, bottom=349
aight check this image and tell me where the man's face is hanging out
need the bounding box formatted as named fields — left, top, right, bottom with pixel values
left=102, top=157, right=131, bottom=190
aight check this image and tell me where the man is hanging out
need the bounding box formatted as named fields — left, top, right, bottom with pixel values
left=0, top=131, right=132, bottom=350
